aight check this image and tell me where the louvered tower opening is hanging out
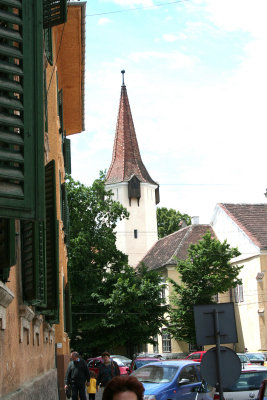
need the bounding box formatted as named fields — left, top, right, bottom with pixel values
left=0, top=1, right=24, bottom=200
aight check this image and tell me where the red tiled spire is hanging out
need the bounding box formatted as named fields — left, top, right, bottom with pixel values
left=106, top=72, right=157, bottom=185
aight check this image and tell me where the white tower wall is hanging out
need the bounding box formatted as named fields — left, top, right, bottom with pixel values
left=107, top=182, right=158, bottom=267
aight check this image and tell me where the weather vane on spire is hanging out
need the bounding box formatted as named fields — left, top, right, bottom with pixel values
left=121, top=69, right=125, bottom=86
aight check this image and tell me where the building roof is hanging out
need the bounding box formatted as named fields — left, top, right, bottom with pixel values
left=106, top=77, right=158, bottom=185
left=218, top=203, right=267, bottom=250
left=140, top=224, right=215, bottom=271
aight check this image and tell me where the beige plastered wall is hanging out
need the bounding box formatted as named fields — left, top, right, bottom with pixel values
left=0, top=230, right=55, bottom=397
left=46, top=29, right=70, bottom=358
left=230, top=255, right=267, bottom=352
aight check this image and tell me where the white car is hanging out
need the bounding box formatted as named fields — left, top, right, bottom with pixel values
left=214, top=365, right=267, bottom=400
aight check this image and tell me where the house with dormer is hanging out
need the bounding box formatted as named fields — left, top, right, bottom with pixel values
left=211, top=203, right=267, bottom=352
left=139, top=222, right=216, bottom=354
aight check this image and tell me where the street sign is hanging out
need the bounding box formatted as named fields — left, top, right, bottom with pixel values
left=200, top=346, right=241, bottom=388
left=194, top=303, right=237, bottom=346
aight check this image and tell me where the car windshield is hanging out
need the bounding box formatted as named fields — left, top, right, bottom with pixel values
left=246, top=354, right=265, bottom=360
left=135, top=359, right=159, bottom=369
left=238, top=355, right=249, bottom=363
left=132, top=365, right=179, bottom=384
left=224, top=371, right=267, bottom=392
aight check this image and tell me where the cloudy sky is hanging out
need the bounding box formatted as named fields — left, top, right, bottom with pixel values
left=69, top=0, right=267, bottom=223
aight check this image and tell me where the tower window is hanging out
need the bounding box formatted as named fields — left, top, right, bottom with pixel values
left=134, top=229, right=138, bottom=239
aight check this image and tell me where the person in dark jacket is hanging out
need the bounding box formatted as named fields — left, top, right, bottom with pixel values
left=97, top=352, right=120, bottom=394
left=64, top=351, right=90, bottom=400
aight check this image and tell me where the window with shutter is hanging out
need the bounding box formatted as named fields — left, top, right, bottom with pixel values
left=43, top=0, right=67, bottom=29
left=58, top=88, right=63, bottom=136
left=44, top=27, right=53, bottom=65
left=64, top=281, right=72, bottom=334
left=21, top=220, right=46, bottom=306
left=0, top=217, right=15, bottom=282
left=0, top=0, right=45, bottom=220
left=41, top=160, right=59, bottom=324
left=61, top=182, right=69, bottom=245
left=63, top=138, right=71, bottom=175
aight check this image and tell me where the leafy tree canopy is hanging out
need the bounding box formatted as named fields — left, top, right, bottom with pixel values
left=168, top=231, right=243, bottom=344
left=157, top=207, right=191, bottom=239
left=66, top=174, right=167, bottom=356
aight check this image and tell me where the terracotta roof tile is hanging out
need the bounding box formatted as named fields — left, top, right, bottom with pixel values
left=106, top=84, right=157, bottom=185
left=218, top=203, right=267, bottom=249
left=140, top=224, right=215, bottom=271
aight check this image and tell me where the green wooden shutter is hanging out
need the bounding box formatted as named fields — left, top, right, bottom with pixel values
left=0, top=0, right=45, bottom=220
left=63, top=138, right=71, bottom=175
left=0, top=217, right=15, bottom=282
left=21, top=220, right=46, bottom=306
left=64, top=281, right=72, bottom=334
left=58, top=88, right=63, bottom=136
left=44, top=69, right=48, bottom=133
left=43, top=0, right=67, bottom=29
left=61, top=182, right=69, bottom=245
left=42, top=160, right=59, bottom=323
left=44, top=27, right=53, bottom=65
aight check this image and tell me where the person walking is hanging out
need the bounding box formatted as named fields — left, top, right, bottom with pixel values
left=97, top=352, right=120, bottom=396
left=87, top=371, right=97, bottom=400
left=64, top=351, right=90, bottom=400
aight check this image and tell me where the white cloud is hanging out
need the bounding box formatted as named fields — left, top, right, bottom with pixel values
left=98, top=17, right=111, bottom=25
left=73, top=0, right=267, bottom=223
left=162, top=33, right=187, bottom=42
left=128, top=50, right=197, bottom=68
left=204, top=0, right=267, bottom=37
left=111, top=0, right=154, bottom=6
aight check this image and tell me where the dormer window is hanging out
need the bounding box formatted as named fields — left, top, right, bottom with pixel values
left=128, top=175, right=141, bottom=206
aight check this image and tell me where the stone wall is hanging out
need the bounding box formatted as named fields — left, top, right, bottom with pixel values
left=1, top=369, right=58, bottom=400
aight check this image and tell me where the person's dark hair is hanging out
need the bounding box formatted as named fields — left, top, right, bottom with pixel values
left=103, top=376, right=144, bottom=400
left=90, top=370, right=96, bottom=378
left=102, top=351, right=111, bottom=357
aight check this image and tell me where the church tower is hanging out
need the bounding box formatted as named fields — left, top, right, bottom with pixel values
left=106, top=71, right=160, bottom=267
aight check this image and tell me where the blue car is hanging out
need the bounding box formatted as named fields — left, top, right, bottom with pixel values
left=131, top=360, right=213, bottom=400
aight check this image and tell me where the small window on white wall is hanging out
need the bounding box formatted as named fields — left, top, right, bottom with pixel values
left=234, top=284, right=244, bottom=303
left=134, top=229, right=138, bottom=239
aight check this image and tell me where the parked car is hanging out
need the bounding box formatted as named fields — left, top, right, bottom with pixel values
left=185, top=351, right=206, bottom=363
left=129, top=357, right=162, bottom=373
left=246, top=353, right=266, bottom=366
left=136, top=353, right=166, bottom=359
left=87, top=356, right=129, bottom=377
left=110, top=355, right=132, bottom=367
left=237, top=353, right=252, bottom=366
left=131, top=360, right=213, bottom=400
left=214, top=365, right=267, bottom=400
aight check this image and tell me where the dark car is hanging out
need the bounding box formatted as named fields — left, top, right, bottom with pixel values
left=129, top=357, right=162, bottom=373
left=87, top=356, right=129, bottom=377
left=246, top=353, right=265, bottom=366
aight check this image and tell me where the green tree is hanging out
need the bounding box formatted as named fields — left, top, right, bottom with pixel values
left=88, top=263, right=168, bottom=356
left=157, top=207, right=191, bottom=239
left=168, top=231, right=243, bottom=344
left=67, top=174, right=167, bottom=356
